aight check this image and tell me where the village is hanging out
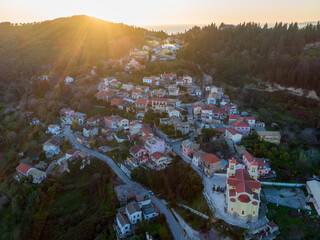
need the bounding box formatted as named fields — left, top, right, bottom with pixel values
left=13, top=37, right=320, bottom=240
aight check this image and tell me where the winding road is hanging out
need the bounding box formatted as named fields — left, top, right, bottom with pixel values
left=63, top=126, right=188, bottom=240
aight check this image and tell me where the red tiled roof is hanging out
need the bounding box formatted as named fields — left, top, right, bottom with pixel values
left=152, top=98, right=168, bottom=102
left=136, top=99, right=150, bottom=105
left=45, top=138, right=59, bottom=146
left=227, top=169, right=261, bottom=195
left=226, top=127, right=239, bottom=136
left=16, top=163, right=34, bottom=175
left=111, top=98, right=124, bottom=106
left=229, top=114, right=238, bottom=120
left=238, top=194, right=251, bottom=203
left=151, top=152, right=164, bottom=160
left=66, top=149, right=78, bottom=155
left=267, top=222, right=278, bottom=228
left=231, top=121, right=250, bottom=128
left=243, top=152, right=266, bottom=168
left=131, top=145, right=145, bottom=154
left=203, top=153, right=221, bottom=164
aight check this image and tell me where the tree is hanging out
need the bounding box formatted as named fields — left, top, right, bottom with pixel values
left=6, top=131, right=17, bottom=143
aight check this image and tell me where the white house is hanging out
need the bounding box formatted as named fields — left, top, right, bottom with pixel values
left=167, top=107, right=180, bottom=118
left=225, top=127, right=242, bottom=143
left=125, top=202, right=142, bottom=224
left=141, top=203, right=159, bottom=220
left=48, top=124, right=60, bottom=135
left=43, top=138, right=60, bottom=158
left=83, top=126, right=99, bottom=138
left=192, top=150, right=206, bottom=168
left=65, top=76, right=74, bottom=83
left=116, top=212, right=131, bottom=235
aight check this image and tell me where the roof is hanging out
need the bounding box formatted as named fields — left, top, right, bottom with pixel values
left=256, top=131, right=281, bottom=137
left=115, top=183, right=149, bottom=200
left=126, top=202, right=141, bottom=215
left=194, top=150, right=206, bottom=159
left=44, top=138, right=60, bottom=146
left=152, top=98, right=168, bottom=102
left=226, top=127, right=240, bottom=136
left=243, top=152, right=266, bottom=168
left=267, top=222, right=278, bottom=228
left=136, top=99, right=150, bottom=105
left=203, top=153, right=221, bottom=164
left=307, top=180, right=320, bottom=206
left=117, top=212, right=130, bottom=226
left=151, top=152, right=165, bottom=160
left=231, top=121, right=250, bottom=128
left=130, top=145, right=146, bottom=154
left=66, top=149, right=78, bottom=155
left=16, top=163, right=34, bottom=175
left=229, top=115, right=238, bottom=120
left=141, top=203, right=157, bottom=215
left=28, top=168, right=46, bottom=178
left=227, top=169, right=261, bottom=195
left=110, top=98, right=124, bottom=105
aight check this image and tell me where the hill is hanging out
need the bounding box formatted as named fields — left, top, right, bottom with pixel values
left=179, top=22, right=320, bottom=95
left=0, top=15, right=147, bottom=83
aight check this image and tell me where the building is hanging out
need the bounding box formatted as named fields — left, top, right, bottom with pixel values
left=111, top=98, right=125, bottom=109
left=135, top=99, right=150, bottom=110
left=71, top=112, right=87, bottom=124
left=256, top=131, right=281, bottom=145
left=43, top=138, right=60, bottom=158
left=167, top=107, right=180, bottom=118
left=243, top=152, right=269, bottom=179
left=141, top=203, right=159, bottom=220
left=181, top=140, right=200, bottom=158
left=182, top=75, right=193, bottom=85
left=48, top=124, right=60, bottom=135
left=202, top=153, right=222, bottom=176
left=231, top=121, right=251, bottom=135
left=225, top=127, right=242, bottom=143
left=116, top=212, right=131, bottom=236
left=65, top=76, right=74, bottom=83
left=83, top=126, right=99, bottom=138
left=151, top=98, right=168, bottom=111
left=226, top=159, right=261, bottom=222
left=207, top=93, right=217, bottom=105
left=86, top=114, right=103, bottom=125
left=192, top=150, right=206, bottom=168
left=131, top=89, right=143, bottom=99
left=144, top=136, right=165, bottom=154
left=130, top=145, right=148, bottom=164
left=150, top=152, right=169, bottom=168
left=115, top=183, right=151, bottom=207
left=306, top=180, right=320, bottom=216
left=168, top=87, right=179, bottom=96
left=151, top=89, right=167, bottom=98
left=16, top=163, right=46, bottom=184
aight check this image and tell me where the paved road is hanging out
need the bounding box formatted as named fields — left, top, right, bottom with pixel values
left=64, top=126, right=187, bottom=240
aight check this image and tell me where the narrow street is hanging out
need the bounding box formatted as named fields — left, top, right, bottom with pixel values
left=64, top=126, right=188, bottom=240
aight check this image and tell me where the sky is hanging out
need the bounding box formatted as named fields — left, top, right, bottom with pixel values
left=0, top=0, right=319, bottom=26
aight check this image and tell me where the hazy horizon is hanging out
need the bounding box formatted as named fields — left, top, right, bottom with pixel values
left=0, top=0, right=319, bottom=26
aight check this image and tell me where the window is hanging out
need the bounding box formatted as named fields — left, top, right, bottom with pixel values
left=253, top=211, right=255, bottom=214
left=242, top=211, right=244, bottom=215
left=231, top=208, right=233, bottom=211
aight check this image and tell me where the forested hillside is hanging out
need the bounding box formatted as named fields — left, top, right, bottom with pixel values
left=180, top=22, right=320, bottom=94
left=0, top=15, right=146, bottom=84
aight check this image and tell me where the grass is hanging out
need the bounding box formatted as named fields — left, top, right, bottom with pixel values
left=178, top=194, right=212, bottom=216
left=267, top=204, right=320, bottom=239
left=174, top=206, right=211, bottom=232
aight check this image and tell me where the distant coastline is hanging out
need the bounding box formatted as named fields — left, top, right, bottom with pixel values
left=142, top=21, right=319, bottom=35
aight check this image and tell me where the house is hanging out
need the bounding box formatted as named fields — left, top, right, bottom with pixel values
left=144, top=136, right=165, bottom=154
left=48, top=124, right=60, bottom=134
left=192, top=150, right=206, bottom=168
left=181, top=140, right=200, bottom=158
left=141, top=203, right=159, bottom=220
left=172, top=120, right=190, bottom=135
left=59, top=107, right=74, bottom=117
left=226, top=159, right=261, bottom=222
left=116, top=212, right=131, bottom=236
left=86, top=114, right=103, bottom=125
left=71, top=112, right=87, bottom=124
left=96, top=90, right=114, bottom=101
left=151, top=98, right=168, bottom=112
left=306, top=180, right=320, bottom=216
left=115, top=183, right=151, bottom=206
left=167, top=98, right=181, bottom=107
left=167, top=107, right=180, bottom=118
left=225, top=127, right=242, bottom=143
left=151, top=89, right=167, bottom=98
left=135, top=99, right=150, bottom=110
left=130, top=146, right=148, bottom=164
left=105, top=116, right=118, bottom=128
left=143, top=76, right=160, bottom=85
left=223, top=103, right=238, bottom=114
left=193, top=104, right=202, bottom=116
left=256, top=131, right=281, bottom=145
left=43, top=138, right=60, bottom=158
left=207, top=93, right=217, bottom=105
left=168, top=87, right=179, bottom=96
left=135, top=85, right=149, bottom=93
left=128, top=121, right=144, bottom=136
left=124, top=202, right=142, bottom=224
left=182, top=75, right=193, bottom=85
left=117, top=116, right=129, bottom=128
left=160, top=73, right=176, bottom=81
left=66, top=149, right=80, bottom=161
left=16, top=163, right=46, bottom=184
left=228, top=115, right=239, bottom=124
left=76, top=135, right=88, bottom=145
left=201, top=153, right=222, bottom=176
left=31, top=117, right=40, bottom=125
left=243, top=152, right=269, bottom=178
left=83, top=126, right=99, bottom=138
left=231, top=121, right=251, bottom=135
left=122, top=83, right=135, bottom=92
left=195, top=89, right=202, bottom=97
left=150, top=152, right=169, bottom=168
left=176, top=78, right=184, bottom=85
left=111, top=98, right=125, bottom=109
left=131, top=89, right=143, bottom=99
left=65, top=76, right=73, bottom=83
left=243, top=117, right=256, bottom=127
